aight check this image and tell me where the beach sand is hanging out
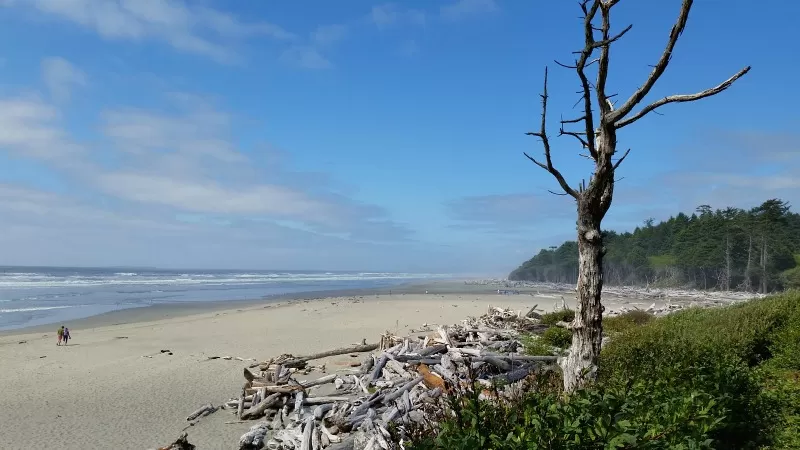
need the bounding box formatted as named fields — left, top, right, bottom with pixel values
left=0, top=286, right=654, bottom=449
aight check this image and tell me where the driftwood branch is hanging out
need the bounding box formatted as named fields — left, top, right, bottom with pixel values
left=614, top=66, right=751, bottom=128
left=283, top=343, right=378, bottom=368
left=524, top=67, right=579, bottom=199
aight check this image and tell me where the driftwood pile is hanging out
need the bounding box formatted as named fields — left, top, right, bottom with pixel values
left=211, top=306, right=558, bottom=450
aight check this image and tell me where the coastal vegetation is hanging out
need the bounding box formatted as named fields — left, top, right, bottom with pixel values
left=408, top=291, right=800, bottom=449
left=509, top=199, right=800, bottom=293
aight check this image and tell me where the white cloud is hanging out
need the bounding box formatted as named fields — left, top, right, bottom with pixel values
left=440, top=0, right=498, bottom=20
left=312, top=24, right=347, bottom=47
left=41, top=56, right=87, bottom=102
left=370, top=3, right=426, bottom=29
left=0, top=90, right=413, bottom=242
left=12, top=0, right=294, bottom=63
left=280, top=46, right=331, bottom=70
left=0, top=96, right=84, bottom=160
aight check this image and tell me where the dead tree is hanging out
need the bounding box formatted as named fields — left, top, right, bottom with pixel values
left=524, top=0, right=749, bottom=392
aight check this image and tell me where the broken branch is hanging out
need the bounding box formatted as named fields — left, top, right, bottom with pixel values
left=610, top=0, right=694, bottom=122
left=614, top=66, right=751, bottom=128
left=524, top=67, right=579, bottom=199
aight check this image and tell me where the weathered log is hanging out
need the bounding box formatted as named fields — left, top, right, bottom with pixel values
left=295, top=391, right=306, bottom=419
left=157, top=432, right=195, bottom=450
left=186, top=403, right=215, bottom=421
left=437, top=326, right=456, bottom=348
left=313, top=403, right=334, bottom=419
left=368, top=355, right=388, bottom=385
left=300, top=416, right=314, bottom=450
left=358, top=355, right=374, bottom=375
left=241, top=392, right=282, bottom=420
left=300, top=373, right=337, bottom=389
left=243, top=367, right=256, bottom=382
left=320, top=422, right=341, bottom=444
left=325, top=435, right=355, bottom=450
left=237, top=388, right=245, bottom=420
left=283, top=343, right=379, bottom=368
left=304, top=396, right=351, bottom=405
left=239, top=422, right=269, bottom=450
left=384, top=376, right=424, bottom=403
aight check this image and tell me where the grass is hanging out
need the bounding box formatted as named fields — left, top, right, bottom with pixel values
left=603, top=309, right=655, bottom=334
left=540, top=308, right=575, bottom=326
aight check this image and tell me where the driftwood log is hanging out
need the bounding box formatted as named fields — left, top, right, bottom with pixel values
left=201, top=305, right=578, bottom=449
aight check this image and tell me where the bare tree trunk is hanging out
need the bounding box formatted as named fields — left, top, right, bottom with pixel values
left=561, top=205, right=605, bottom=392
left=761, top=236, right=768, bottom=294
left=744, top=234, right=753, bottom=291
left=725, top=235, right=732, bottom=291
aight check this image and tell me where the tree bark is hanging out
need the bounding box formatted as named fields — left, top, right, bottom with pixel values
left=560, top=185, right=607, bottom=392
left=744, top=234, right=753, bottom=291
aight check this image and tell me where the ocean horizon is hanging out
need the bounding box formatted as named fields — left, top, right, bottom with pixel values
left=0, top=266, right=451, bottom=331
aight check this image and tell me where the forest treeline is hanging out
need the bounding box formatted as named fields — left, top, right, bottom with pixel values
left=509, top=199, right=800, bottom=292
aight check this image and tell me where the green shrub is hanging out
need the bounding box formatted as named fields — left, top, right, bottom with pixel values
left=408, top=370, right=726, bottom=450
left=600, top=291, right=800, bottom=448
left=540, top=308, right=575, bottom=326
left=604, top=310, right=654, bottom=334
left=541, top=326, right=572, bottom=348
left=519, top=334, right=556, bottom=356
left=409, top=292, right=800, bottom=449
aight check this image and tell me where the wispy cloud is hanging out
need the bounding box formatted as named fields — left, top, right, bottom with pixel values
left=282, top=23, right=348, bottom=70
left=0, top=87, right=413, bottom=242
left=370, top=3, right=426, bottom=29
left=280, top=46, right=332, bottom=70
left=41, top=56, right=87, bottom=102
left=7, top=0, right=294, bottom=63
left=312, top=24, right=347, bottom=47
left=445, top=193, right=574, bottom=233
left=440, top=0, right=498, bottom=21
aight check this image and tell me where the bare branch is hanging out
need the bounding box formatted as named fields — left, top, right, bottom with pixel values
left=592, top=24, right=632, bottom=49
left=615, top=66, right=751, bottom=128
left=612, top=148, right=631, bottom=169
left=548, top=190, right=570, bottom=196
left=610, top=0, right=694, bottom=122
left=524, top=67, right=579, bottom=199
left=559, top=129, right=590, bottom=148
left=554, top=59, right=578, bottom=69
left=561, top=114, right=587, bottom=124
left=595, top=3, right=630, bottom=120
left=574, top=0, right=602, bottom=159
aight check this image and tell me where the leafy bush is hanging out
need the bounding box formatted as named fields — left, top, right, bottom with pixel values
left=541, top=326, right=572, bottom=348
left=604, top=310, right=654, bottom=334
left=540, top=308, right=575, bottom=326
left=519, top=334, right=556, bottom=356
left=410, top=292, right=800, bottom=450
left=408, top=370, right=726, bottom=450
left=600, top=291, right=800, bottom=448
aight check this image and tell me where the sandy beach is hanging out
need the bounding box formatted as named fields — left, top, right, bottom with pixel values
left=0, top=284, right=660, bottom=449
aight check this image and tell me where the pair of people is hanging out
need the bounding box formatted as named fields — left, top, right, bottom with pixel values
left=56, top=325, right=71, bottom=346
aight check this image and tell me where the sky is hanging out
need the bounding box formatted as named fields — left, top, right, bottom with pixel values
left=0, top=0, right=797, bottom=275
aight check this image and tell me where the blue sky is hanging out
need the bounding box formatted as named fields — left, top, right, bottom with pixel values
left=0, top=0, right=797, bottom=274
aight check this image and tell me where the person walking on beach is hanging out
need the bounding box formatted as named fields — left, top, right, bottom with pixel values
left=62, top=327, right=71, bottom=346
left=57, top=326, right=64, bottom=346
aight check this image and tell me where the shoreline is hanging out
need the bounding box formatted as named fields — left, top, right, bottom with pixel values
left=0, top=280, right=511, bottom=336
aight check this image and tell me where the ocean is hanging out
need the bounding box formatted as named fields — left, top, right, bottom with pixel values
left=0, top=266, right=447, bottom=331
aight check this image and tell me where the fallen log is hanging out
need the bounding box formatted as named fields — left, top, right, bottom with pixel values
left=283, top=343, right=379, bottom=368
left=156, top=432, right=195, bottom=450
left=241, top=392, right=282, bottom=420
left=186, top=403, right=215, bottom=421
